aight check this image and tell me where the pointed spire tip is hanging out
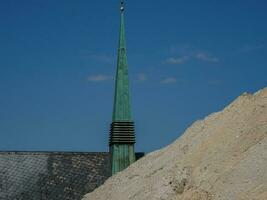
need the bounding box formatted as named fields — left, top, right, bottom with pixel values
left=120, top=0, right=125, bottom=12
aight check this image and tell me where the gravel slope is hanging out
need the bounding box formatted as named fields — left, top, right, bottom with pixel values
left=83, top=87, right=267, bottom=200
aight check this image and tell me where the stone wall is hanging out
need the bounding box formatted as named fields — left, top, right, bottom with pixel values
left=0, top=152, right=111, bottom=200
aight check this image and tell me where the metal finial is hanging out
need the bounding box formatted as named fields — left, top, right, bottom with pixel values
left=120, top=0, right=125, bottom=12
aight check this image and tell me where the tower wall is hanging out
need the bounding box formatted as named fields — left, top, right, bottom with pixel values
left=110, top=144, right=135, bottom=174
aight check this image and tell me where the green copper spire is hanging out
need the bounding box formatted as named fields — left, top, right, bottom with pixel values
left=112, top=0, right=131, bottom=121
left=109, top=0, right=136, bottom=175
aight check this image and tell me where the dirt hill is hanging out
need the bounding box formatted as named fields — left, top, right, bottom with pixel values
left=83, top=87, right=267, bottom=200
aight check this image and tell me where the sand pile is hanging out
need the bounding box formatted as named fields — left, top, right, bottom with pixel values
left=83, top=87, right=267, bottom=200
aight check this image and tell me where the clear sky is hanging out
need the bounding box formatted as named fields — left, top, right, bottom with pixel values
left=0, top=0, right=266, bottom=153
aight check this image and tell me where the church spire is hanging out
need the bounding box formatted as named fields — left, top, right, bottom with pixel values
left=112, top=0, right=131, bottom=121
left=109, top=0, right=136, bottom=175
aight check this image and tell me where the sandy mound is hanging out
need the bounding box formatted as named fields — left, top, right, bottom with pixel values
left=83, top=87, right=267, bottom=200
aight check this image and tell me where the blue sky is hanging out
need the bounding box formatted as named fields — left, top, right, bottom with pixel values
left=0, top=0, right=266, bottom=153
